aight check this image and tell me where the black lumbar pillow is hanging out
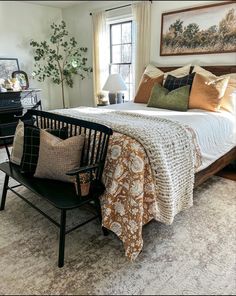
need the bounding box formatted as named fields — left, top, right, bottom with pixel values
left=20, top=124, right=68, bottom=174
left=164, top=72, right=196, bottom=92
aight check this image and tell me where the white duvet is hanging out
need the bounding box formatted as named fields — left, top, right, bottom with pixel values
left=100, top=102, right=236, bottom=172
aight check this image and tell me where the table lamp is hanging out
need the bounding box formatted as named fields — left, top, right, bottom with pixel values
left=102, top=74, right=127, bottom=104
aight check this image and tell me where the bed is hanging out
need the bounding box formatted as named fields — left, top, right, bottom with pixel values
left=53, top=65, right=236, bottom=260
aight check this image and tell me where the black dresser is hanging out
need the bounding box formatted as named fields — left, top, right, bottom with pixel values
left=0, top=91, right=23, bottom=145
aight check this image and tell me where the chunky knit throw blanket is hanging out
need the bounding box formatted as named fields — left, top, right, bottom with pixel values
left=54, top=107, right=198, bottom=224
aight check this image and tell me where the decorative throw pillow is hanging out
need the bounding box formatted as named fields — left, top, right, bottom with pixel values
left=134, top=64, right=192, bottom=104
left=34, top=130, right=85, bottom=183
left=10, top=120, right=24, bottom=165
left=163, top=64, right=191, bottom=83
left=192, top=65, right=235, bottom=113
left=221, top=77, right=236, bottom=113
left=20, top=125, right=68, bottom=174
left=147, top=84, right=190, bottom=111
left=134, top=74, right=164, bottom=104
left=142, top=64, right=164, bottom=78
left=189, top=73, right=229, bottom=112
left=164, top=73, right=195, bottom=91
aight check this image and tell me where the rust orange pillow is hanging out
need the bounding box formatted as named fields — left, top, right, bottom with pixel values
left=134, top=74, right=164, bottom=104
left=189, top=73, right=229, bottom=112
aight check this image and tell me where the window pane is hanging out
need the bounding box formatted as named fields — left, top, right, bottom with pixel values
left=122, top=22, right=131, bottom=43
left=121, top=44, right=131, bottom=63
left=119, top=65, right=130, bottom=84
left=110, top=64, right=119, bottom=74
left=111, top=24, right=121, bottom=45
left=112, top=45, right=121, bottom=63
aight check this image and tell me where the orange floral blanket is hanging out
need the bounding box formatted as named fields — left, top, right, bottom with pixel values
left=101, top=132, right=156, bottom=260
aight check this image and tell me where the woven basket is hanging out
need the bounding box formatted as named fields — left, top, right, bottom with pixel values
left=75, top=172, right=93, bottom=196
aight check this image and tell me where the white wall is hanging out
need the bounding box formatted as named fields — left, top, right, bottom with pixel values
left=150, top=1, right=236, bottom=67
left=0, top=1, right=64, bottom=110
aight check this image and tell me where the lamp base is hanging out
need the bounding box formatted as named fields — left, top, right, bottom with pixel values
left=108, top=92, right=123, bottom=104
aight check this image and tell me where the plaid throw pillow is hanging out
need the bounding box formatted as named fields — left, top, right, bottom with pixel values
left=20, top=125, right=68, bottom=174
left=164, top=72, right=195, bottom=91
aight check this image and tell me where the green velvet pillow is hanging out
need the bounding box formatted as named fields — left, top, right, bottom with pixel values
left=147, top=84, right=190, bottom=111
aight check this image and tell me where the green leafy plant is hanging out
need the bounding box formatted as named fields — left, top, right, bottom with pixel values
left=30, top=20, right=92, bottom=108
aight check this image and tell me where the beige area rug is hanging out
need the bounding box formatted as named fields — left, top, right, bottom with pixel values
left=0, top=149, right=235, bottom=295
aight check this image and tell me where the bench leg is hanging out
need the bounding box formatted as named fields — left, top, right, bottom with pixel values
left=102, top=226, right=109, bottom=236
left=58, top=209, right=66, bottom=268
left=0, top=174, right=9, bottom=211
left=94, top=198, right=109, bottom=237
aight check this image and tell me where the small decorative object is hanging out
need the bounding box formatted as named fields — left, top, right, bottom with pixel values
left=160, top=1, right=236, bottom=56
left=30, top=20, right=92, bottom=108
left=12, top=70, right=29, bottom=90
left=4, top=78, right=13, bottom=90
left=0, top=86, right=7, bottom=92
left=97, top=92, right=108, bottom=105
left=0, top=58, right=19, bottom=79
left=102, top=74, right=127, bottom=104
left=11, top=78, right=21, bottom=91
left=77, top=172, right=95, bottom=196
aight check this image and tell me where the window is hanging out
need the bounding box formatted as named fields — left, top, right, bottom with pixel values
left=109, top=21, right=134, bottom=101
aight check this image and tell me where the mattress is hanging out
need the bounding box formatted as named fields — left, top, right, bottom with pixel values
left=100, top=102, right=236, bottom=172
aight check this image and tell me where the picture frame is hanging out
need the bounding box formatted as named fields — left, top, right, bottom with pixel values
left=0, top=58, right=20, bottom=79
left=160, top=1, right=236, bottom=56
left=12, top=70, right=29, bottom=90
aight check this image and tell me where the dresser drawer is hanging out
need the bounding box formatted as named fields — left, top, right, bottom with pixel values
left=0, top=91, right=22, bottom=110
left=0, top=121, right=18, bottom=137
left=0, top=98, right=22, bottom=109
left=0, top=109, right=23, bottom=124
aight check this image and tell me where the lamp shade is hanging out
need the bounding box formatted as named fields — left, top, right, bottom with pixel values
left=102, top=74, right=127, bottom=92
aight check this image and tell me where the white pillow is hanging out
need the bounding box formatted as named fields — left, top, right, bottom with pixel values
left=144, top=64, right=164, bottom=78
left=163, top=64, right=192, bottom=83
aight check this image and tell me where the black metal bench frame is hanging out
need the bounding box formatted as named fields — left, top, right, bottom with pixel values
left=0, top=109, right=113, bottom=267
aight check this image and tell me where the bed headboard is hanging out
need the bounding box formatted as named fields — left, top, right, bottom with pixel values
left=157, top=65, right=236, bottom=76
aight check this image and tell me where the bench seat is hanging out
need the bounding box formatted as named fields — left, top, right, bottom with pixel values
left=0, top=162, right=101, bottom=210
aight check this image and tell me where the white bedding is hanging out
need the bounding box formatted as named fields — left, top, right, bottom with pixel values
left=100, top=102, right=236, bottom=172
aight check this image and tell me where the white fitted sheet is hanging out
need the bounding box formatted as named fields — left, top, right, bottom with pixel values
left=100, top=102, right=236, bottom=172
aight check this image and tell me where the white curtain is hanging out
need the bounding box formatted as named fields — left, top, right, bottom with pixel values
left=132, top=1, right=151, bottom=90
left=92, top=11, right=107, bottom=106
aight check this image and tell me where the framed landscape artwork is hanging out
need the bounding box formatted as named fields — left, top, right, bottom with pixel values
left=0, top=58, right=20, bottom=79
left=160, top=1, right=236, bottom=56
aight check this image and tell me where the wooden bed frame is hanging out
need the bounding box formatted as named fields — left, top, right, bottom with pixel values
left=158, top=65, right=236, bottom=187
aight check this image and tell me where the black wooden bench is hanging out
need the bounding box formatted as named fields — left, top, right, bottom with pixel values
left=0, top=109, right=113, bottom=267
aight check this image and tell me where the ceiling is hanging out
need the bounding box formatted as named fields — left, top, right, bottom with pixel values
left=23, top=1, right=85, bottom=9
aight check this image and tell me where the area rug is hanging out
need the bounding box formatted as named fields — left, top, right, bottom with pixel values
left=0, top=149, right=235, bottom=295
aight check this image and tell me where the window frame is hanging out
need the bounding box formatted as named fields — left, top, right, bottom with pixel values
left=109, top=20, right=133, bottom=101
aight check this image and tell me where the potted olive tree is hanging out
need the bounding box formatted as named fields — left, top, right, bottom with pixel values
left=30, top=21, right=92, bottom=108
